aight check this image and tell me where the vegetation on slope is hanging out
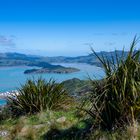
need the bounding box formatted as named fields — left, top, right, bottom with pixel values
left=81, top=36, right=140, bottom=130
left=0, top=37, right=140, bottom=139
left=62, top=78, right=92, bottom=97
left=7, top=78, right=74, bottom=116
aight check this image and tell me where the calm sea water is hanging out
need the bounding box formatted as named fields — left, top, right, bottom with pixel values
left=0, top=99, right=7, bottom=105
left=0, top=63, right=104, bottom=105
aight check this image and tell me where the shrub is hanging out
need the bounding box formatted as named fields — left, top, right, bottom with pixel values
left=0, top=106, right=11, bottom=121
left=8, top=78, right=73, bottom=116
left=81, top=37, right=140, bottom=130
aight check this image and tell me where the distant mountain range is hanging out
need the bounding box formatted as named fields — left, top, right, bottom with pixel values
left=0, top=51, right=128, bottom=67
left=0, top=52, right=80, bottom=74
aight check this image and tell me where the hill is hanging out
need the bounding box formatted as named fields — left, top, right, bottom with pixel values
left=0, top=53, right=80, bottom=74
left=0, top=50, right=128, bottom=67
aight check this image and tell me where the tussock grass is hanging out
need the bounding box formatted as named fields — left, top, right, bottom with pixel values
left=80, top=37, right=140, bottom=130
left=7, top=78, right=74, bottom=116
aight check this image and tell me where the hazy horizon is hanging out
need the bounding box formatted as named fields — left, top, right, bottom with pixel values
left=0, top=0, right=140, bottom=56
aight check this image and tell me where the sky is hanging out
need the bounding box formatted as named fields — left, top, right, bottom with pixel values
left=0, top=0, right=140, bottom=56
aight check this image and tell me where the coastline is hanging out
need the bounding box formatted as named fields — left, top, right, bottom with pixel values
left=0, top=90, right=19, bottom=99
left=0, top=90, right=19, bottom=106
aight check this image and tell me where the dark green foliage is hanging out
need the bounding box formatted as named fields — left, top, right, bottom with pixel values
left=8, top=78, right=73, bottom=115
left=81, top=37, right=140, bottom=130
left=62, top=78, right=91, bottom=96
left=0, top=106, right=11, bottom=121
left=43, top=119, right=92, bottom=140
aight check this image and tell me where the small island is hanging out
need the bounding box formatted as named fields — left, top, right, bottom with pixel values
left=24, top=67, right=80, bottom=74
left=24, top=63, right=80, bottom=74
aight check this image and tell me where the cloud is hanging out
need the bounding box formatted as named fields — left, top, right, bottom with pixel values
left=92, top=33, right=129, bottom=37
left=0, top=35, right=16, bottom=47
left=111, top=33, right=118, bottom=36
left=93, top=33, right=104, bottom=36
left=83, top=42, right=94, bottom=47
left=111, top=32, right=129, bottom=36
left=104, top=42, right=116, bottom=46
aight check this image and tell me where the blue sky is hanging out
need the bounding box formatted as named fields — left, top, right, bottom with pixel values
left=0, top=0, right=140, bottom=56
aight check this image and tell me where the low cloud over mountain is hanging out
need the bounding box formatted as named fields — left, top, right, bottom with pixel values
left=0, top=35, right=16, bottom=47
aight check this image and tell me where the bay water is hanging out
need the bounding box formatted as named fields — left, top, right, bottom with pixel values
left=0, top=63, right=104, bottom=105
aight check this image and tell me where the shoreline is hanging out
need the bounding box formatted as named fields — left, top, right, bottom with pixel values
left=0, top=90, right=19, bottom=99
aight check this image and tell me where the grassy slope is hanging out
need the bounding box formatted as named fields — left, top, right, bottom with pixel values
left=2, top=78, right=140, bottom=139
left=62, top=78, right=92, bottom=97
left=1, top=109, right=140, bottom=140
left=0, top=109, right=89, bottom=140
left=1, top=43, right=140, bottom=140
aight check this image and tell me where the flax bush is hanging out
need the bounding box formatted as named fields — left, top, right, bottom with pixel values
left=8, top=78, right=73, bottom=116
left=81, top=37, right=140, bottom=130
